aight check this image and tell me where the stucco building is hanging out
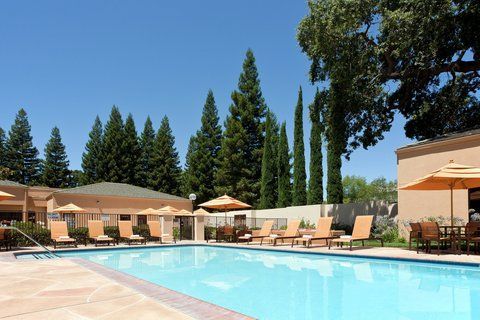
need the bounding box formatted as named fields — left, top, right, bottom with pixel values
left=396, top=129, right=480, bottom=225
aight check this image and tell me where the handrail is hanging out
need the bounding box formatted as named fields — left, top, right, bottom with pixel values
left=1, top=226, right=60, bottom=258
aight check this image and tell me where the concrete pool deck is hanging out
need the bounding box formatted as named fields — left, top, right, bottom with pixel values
left=1, top=241, right=480, bottom=319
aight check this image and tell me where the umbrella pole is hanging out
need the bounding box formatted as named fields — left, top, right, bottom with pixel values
left=450, top=185, right=454, bottom=227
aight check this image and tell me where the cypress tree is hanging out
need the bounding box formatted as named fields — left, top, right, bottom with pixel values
left=292, top=87, right=307, bottom=206
left=308, top=89, right=325, bottom=205
left=122, top=114, right=141, bottom=185
left=81, top=116, right=103, bottom=185
left=5, top=109, right=42, bottom=185
left=0, top=127, right=5, bottom=167
left=137, top=116, right=155, bottom=188
left=259, top=110, right=279, bottom=209
left=183, top=90, right=222, bottom=203
left=101, top=106, right=126, bottom=183
left=149, top=116, right=182, bottom=195
left=42, top=127, right=71, bottom=188
left=216, top=49, right=267, bottom=206
left=326, top=84, right=345, bottom=204
left=277, top=122, right=292, bottom=207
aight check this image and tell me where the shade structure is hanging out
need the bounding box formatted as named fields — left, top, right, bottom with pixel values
left=193, top=208, right=210, bottom=216
left=157, top=205, right=180, bottom=216
left=134, top=208, right=160, bottom=215
left=53, top=203, right=87, bottom=214
left=177, top=209, right=193, bottom=216
left=199, top=194, right=251, bottom=221
left=0, top=191, right=15, bottom=202
left=399, top=161, right=480, bottom=226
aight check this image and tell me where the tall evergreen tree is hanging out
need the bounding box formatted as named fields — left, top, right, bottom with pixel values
left=149, top=116, right=182, bottom=195
left=137, top=116, right=155, bottom=188
left=308, top=89, right=325, bottom=205
left=0, top=127, right=5, bottom=167
left=326, top=85, right=345, bottom=204
left=5, top=109, right=42, bottom=185
left=81, top=116, right=103, bottom=185
left=292, top=87, right=307, bottom=206
left=101, top=106, right=126, bottom=183
left=259, top=110, right=279, bottom=209
left=42, top=127, right=71, bottom=188
left=183, top=90, right=222, bottom=203
left=216, top=49, right=267, bottom=206
left=277, top=122, right=292, bottom=208
left=122, top=114, right=141, bottom=185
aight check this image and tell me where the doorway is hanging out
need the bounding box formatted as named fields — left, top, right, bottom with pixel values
left=178, top=216, right=193, bottom=240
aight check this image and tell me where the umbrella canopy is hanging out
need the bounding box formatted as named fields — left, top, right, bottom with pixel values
left=193, top=208, right=210, bottom=216
left=399, top=161, right=480, bottom=226
left=157, top=205, right=180, bottom=216
left=134, top=208, right=160, bottom=215
left=0, top=191, right=15, bottom=202
left=53, top=203, right=87, bottom=214
left=199, top=194, right=251, bottom=221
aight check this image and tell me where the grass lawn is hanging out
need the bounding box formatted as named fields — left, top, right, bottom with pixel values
left=359, top=240, right=409, bottom=248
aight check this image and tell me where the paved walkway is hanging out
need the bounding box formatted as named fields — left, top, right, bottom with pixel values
left=0, top=258, right=192, bottom=320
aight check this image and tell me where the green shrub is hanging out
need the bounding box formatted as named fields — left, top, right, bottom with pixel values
left=173, top=227, right=180, bottom=239
left=10, top=221, right=51, bottom=246
left=373, top=216, right=399, bottom=243
left=69, top=227, right=88, bottom=245
left=299, top=218, right=316, bottom=229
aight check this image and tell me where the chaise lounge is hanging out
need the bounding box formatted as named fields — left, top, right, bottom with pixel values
left=50, top=221, right=77, bottom=249
left=147, top=221, right=175, bottom=244
left=119, top=221, right=146, bottom=245
left=237, top=220, right=274, bottom=244
left=291, top=217, right=336, bottom=248
left=261, top=220, right=301, bottom=246
left=328, top=215, right=383, bottom=251
left=88, top=220, right=115, bottom=247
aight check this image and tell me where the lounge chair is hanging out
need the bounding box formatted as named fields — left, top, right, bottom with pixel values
left=147, top=221, right=175, bottom=244
left=329, top=215, right=383, bottom=251
left=88, top=220, right=115, bottom=247
left=118, top=221, right=146, bottom=245
left=261, top=220, right=301, bottom=246
left=291, top=217, right=336, bottom=248
left=236, top=220, right=274, bottom=244
left=50, top=221, right=77, bottom=249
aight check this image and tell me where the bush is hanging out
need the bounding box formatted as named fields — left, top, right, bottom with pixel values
left=299, top=218, right=316, bottom=229
left=10, top=221, right=51, bottom=246
left=205, top=226, right=216, bottom=240
left=373, top=216, right=399, bottom=243
left=69, top=227, right=88, bottom=245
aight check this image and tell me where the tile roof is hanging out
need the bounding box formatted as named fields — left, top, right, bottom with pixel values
left=0, top=180, right=27, bottom=188
left=397, top=128, right=480, bottom=151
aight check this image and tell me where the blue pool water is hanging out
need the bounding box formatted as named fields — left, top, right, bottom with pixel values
left=55, top=246, right=480, bottom=320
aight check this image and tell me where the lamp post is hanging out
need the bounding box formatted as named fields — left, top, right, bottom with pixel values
left=189, top=193, right=197, bottom=240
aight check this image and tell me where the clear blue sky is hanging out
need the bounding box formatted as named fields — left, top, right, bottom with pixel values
left=0, top=0, right=413, bottom=182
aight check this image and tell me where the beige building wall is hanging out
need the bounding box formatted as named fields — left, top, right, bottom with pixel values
left=396, top=132, right=480, bottom=224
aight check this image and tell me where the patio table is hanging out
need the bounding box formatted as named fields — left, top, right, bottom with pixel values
left=439, top=225, right=465, bottom=254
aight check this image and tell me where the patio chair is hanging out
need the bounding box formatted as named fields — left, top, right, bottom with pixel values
left=147, top=221, right=175, bottom=244
left=418, top=222, right=455, bottom=255
left=223, top=225, right=235, bottom=242
left=291, top=217, right=336, bottom=248
left=0, top=227, right=12, bottom=251
left=50, top=221, right=77, bottom=249
left=261, top=220, right=301, bottom=246
left=87, top=220, right=115, bottom=247
left=328, top=215, right=382, bottom=251
left=408, top=222, right=422, bottom=251
left=236, top=220, right=274, bottom=244
left=465, top=221, right=480, bottom=255
left=118, top=221, right=146, bottom=245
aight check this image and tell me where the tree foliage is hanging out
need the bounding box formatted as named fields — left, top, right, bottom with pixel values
left=4, top=109, right=42, bottom=185
left=100, top=106, right=126, bottom=183
left=137, top=116, right=156, bottom=188
left=308, top=89, right=325, bottom=205
left=81, top=116, right=103, bottom=185
left=298, top=0, right=480, bottom=142
left=42, top=127, right=71, bottom=188
left=260, top=110, right=279, bottom=209
left=122, top=114, right=141, bottom=185
left=149, top=116, right=182, bottom=195
left=277, top=122, right=292, bottom=207
left=292, top=87, right=307, bottom=206
left=216, top=49, right=266, bottom=206
left=343, top=175, right=397, bottom=203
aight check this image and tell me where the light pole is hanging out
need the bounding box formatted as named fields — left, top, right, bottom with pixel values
left=189, top=193, right=197, bottom=240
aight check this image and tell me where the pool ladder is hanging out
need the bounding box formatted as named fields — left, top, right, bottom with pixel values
left=2, top=226, right=60, bottom=259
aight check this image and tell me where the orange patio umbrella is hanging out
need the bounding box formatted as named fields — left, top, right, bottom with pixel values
left=399, top=161, right=480, bottom=226
left=134, top=208, right=160, bottom=215
left=0, top=191, right=15, bottom=202
left=199, top=194, right=251, bottom=221
left=157, top=205, right=180, bottom=216
left=53, top=203, right=87, bottom=214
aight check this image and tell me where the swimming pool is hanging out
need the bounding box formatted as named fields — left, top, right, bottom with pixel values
left=56, top=245, right=480, bottom=320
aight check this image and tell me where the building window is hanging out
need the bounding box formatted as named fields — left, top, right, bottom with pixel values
left=137, top=215, right=147, bottom=225
left=120, top=215, right=131, bottom=221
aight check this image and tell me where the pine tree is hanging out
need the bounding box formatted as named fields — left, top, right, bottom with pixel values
left=216, top=49, right=267, bottom=206
left=183, top=90, right=222, bottom=203
left=81, top=116, right=103, bottom=185
left=42, top=127, right=71, bottom=188
left=326, top=85, right=345, bottom=204
left=292, top=87, right=307, bottom=206
left=5, top=109, right=42, bottom=185
left=149, top=116, right=182, bottom=195
left=277, top=122, right=292, bottom=207
left=0, top=127, right=5, bottom=167
left=259, top=110, right=279, bottom=209
left=101, top=106, right=126, bottom=183
left=137, top=116, right=155, bottom=188
left=308, top=89, right=325, bottom=205
left=122, top=114, right=141, bottom=185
